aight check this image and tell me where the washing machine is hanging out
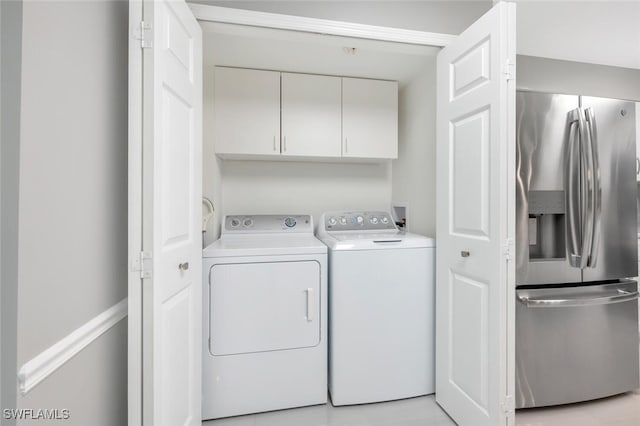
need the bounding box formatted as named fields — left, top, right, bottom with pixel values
left=317, top=210, right=435, bottom=406
left=202, top=214, right=327, bottom=420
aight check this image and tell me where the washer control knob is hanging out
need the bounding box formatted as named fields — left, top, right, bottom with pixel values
left=243, top=218, right=253, bottom=228
left=339, top=216, right=347, bottom=225
left=370, top=217, right=379, bottom=224
left=230, top=218, right=240, bottom=227
left=328, top=217, right=337, bottom=226
left=284, top=217, right=297, bottom=228
left=381, top=216, right=389, bottom=224
left=356, top=216, right=364, bottom=225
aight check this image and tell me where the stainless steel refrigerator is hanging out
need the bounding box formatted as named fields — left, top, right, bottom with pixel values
left=515, top=91, right=639, bottom=408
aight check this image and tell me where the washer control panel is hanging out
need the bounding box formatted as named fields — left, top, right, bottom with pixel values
left=223, top=214, right=312, bottom=234
left=323, top=211, right=396, bottom=231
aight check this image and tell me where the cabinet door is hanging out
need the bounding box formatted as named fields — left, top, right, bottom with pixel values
left=214, top=67, right=280, bottom=155
left=342, top=78, right=398, bottom=159
left=281, top=73, right=342, bottom=157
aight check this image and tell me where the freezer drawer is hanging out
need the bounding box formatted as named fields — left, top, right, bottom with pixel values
left=515, top=281, right=639, bottom=409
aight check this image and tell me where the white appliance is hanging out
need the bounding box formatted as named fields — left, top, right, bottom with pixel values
left=202, top=214, right=327, bottom=420
left=317, top=211, right=436, bottom=406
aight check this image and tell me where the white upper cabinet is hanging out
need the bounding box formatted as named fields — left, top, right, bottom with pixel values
left=342, top=78, right=398, bottom=159
left=281, top=73, right=342, bottom=157
left=213, top=67, right=398, bottom=160
left=214, top=67, right=281, bottom=156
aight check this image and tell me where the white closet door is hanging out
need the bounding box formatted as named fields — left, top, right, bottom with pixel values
left=214, top=67, right=281, bottom=156
left=342, top=77, right=398, bottom=159
left=435, top=2, right=516, bottom=426
left=129, top=0, right=202, bottom=425
left=281, top=73, right=342, bottom=157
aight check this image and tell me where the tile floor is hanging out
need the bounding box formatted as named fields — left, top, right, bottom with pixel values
left=204, top=390, right=640, bottom=426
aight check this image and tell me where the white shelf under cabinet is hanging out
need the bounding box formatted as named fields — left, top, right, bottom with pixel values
left=214, top=67, right=281, bottom=156
left=342, top=77, right=398, bottom=159
left=281, top=73, right=342, bottom=158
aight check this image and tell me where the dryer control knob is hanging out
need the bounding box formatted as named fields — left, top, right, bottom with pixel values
left=381, top=217, right=389, bottom=224
left=284, top=217, right=297, bottom=228
left=370, top=217, right=379, bottom=224
left=356, top=216, right=364, bottom=225
left=243, top=218, right=253, bottom=228
left=328, top=217, right=337, bottom=226
left=339, top=217, right=347, bottom=225
left=230, top=218, right=240, bottom=227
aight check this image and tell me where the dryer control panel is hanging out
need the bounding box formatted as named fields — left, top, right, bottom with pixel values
left=223, top=214, right=313, bottom=234
left=322, top=211, right=397, bottom=232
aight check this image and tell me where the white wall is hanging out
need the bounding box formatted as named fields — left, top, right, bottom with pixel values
left=220, top=160, right=392, bottom=229
left=517, top=55, right=640, bottom=101
left=203, top=67, right=224, bottom=245
left=1, top=0, right=22, bottom=420
left=193, top=0, right=493, bottom=35
left=14, top=1, right=128, bottom=424
left=392, top=60, right=437, bottom=237
left=515, top=1, right=640, bottom=70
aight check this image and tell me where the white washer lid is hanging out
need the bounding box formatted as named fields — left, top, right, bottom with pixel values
left=203, top=234, right=327, bottom=258
left=318, top=231, right=435, bottom=251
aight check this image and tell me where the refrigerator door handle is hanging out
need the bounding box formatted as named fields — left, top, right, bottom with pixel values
left=578, top=107, right=594, bottom=269
left=566, top=109, right=584, bottom=267
left=517, top=289, right=639, bottom=308
left=584, top=106, right=602, bottom=267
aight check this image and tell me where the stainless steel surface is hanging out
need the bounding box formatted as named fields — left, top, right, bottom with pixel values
left=515, top=281, right=640, bottom=408
left=460, top=250, right=470, bottom=257
left=517, top=287, right=638, bottom=307
left=585, top=107, right=602, bottom=267
left=516, top=92, right=637, bottom=285
left=516, top=92, right=581, bottom=285
left=565, top=114, right=581, bottom=267
left=581, top=97, right=637, bottom=281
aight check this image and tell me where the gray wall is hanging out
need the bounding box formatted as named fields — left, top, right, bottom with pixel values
left=517, top=55, right=640, bottom=101
left=7, top=1, right=128, bottom=425
left=1, top=1, right=23, bottom=423
left=392, top=59, right=437, bottom=237
left=192, top=0, right=493, bottom=35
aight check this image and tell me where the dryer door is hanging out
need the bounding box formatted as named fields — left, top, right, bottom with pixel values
left=209, top=260, right=321, bottom=355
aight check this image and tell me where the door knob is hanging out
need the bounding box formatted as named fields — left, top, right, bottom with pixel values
left=460, top=251, right=470, bottom=258
left=178, top=262, right=189, bottom=271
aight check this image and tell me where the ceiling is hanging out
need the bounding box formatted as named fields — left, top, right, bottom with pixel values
left=202, top=22, right=439, bottom=85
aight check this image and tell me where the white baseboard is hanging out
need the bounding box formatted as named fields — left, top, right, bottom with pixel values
left=17, top=298, right=128, bottom=395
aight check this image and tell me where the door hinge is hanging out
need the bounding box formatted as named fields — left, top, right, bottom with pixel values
left=133, top=21, right=153, bottom=49
left=132, top=251, right=153, bottom=279
left=501, top=395, right=515, bottom=418
left=503, top=59, right=515, bottom=81
left=502, top=238, right=514, bottom=261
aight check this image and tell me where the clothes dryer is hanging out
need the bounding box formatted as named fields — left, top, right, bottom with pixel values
left=202, top=214, right=327, bottom=419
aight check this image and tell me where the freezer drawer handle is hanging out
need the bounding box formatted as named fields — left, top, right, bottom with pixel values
left=518, top=289, right=639, bottom=308
left=460, top=250, right=470, bottom=258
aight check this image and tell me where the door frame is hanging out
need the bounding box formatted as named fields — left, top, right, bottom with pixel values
left=130, top=3, right=514, bottom=425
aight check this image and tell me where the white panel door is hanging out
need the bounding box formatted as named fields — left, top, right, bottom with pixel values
left=129, top=1, right=202, bottom=425
left=209, top=260, right=321, bottom=355
left=342, top=77, right=398, bottom=159
left=435, top=3, right=515, bottom=426
left=281, top=73, right=342, bottom=157
left=214, top=67, right=281, bottom=156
